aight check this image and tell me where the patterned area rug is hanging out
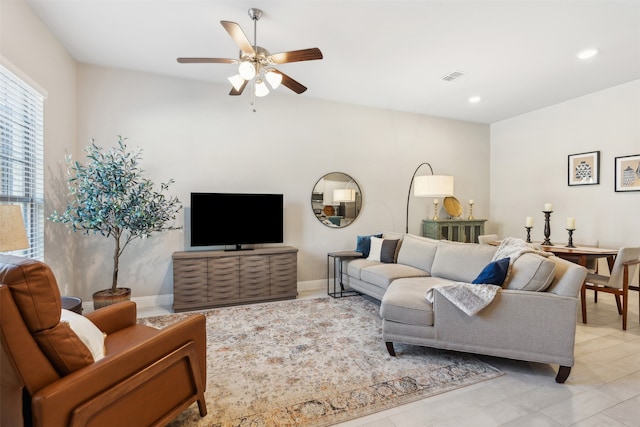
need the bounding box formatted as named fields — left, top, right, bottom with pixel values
left=139, top=296, right=502, bottom=426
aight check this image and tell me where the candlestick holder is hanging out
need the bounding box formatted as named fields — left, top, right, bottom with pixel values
left=467, top=201, right=474, bottom=220
left=566, top=229, right=576, bottom=248
left=525, top=227, right=532, bottom=243
left=542, top=210, right=553, bottom=246
left=432, top=199, right=440, bottom=220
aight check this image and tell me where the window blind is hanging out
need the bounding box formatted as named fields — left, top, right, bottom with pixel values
left=0, top=64, right=45, bottom=260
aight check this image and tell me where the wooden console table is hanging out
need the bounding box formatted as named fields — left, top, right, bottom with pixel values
left=422, top=219, right=487, bottom=243
left=172, top=246, right=298, bottom=312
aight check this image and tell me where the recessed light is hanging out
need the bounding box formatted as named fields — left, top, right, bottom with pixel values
left=577, top=48, right=599, bottom=59
left=468, top=96, right=481, bottom=103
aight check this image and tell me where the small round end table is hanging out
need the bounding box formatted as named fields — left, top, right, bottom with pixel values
left=61, top=296, right=83, bottom=314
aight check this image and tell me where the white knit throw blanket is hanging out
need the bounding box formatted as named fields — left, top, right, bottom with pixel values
left=492, top=237, right=551, bottom=264
left=426, top=283, right=500, bottom=316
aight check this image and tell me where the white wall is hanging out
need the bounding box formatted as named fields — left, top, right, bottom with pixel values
left=490, top=80, right=640, bottom=250
left=69, top=64, right=490, bottom=301
left=0, top=0, right=77, bottom=290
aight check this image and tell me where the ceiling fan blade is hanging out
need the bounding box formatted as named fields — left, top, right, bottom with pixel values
left=220, top=21, right=255, bottom=55
left=177, top=58, right=238, bottom=64
left=229, top=80, right=249, bottom=96
left=269, top=48, right=323, bottom=64
left=273, top=70, right=307, bottom=94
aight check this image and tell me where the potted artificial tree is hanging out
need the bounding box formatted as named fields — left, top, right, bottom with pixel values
left=50, top=136, right=182, bottom=309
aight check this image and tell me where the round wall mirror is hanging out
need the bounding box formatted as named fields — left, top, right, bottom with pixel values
left=311, top=172, right=362, bottom=228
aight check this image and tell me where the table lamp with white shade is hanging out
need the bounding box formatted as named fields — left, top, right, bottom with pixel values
left=0, top=204, right=29, bottom=252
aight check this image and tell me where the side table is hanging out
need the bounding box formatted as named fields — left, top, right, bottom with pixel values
left=61, top=296, right=83, bottom=314
left=327, top=251, right=363, bottom=298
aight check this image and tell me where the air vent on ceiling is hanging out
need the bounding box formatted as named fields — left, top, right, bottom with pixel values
left=441, top=70, right=466, bottom=82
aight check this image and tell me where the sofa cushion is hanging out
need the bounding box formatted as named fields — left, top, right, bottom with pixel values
left=367, top=237, right=400, bottom=263
left=396, top=234, right=439, bottom=273
left=360, top=263, right=429, bottom=290
left=472, top=257, right=510, bottom=286
left=381, top=277, right=454, bottom=327
left=430, top=241, right=497, bottom=283
left=346, top=259, right=381, bottom=280
left=355, top=233, right=383, bottom=257
left=504, top=253, right=556, bottom=292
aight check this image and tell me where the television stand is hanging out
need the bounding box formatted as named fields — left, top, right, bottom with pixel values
left=172, top=246, right=298, bottom=312
left=224, top=244, right=254, bottom=252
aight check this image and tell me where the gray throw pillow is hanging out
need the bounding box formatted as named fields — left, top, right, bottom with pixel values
left=504, top=253, right=556, bottom=291
left=368, top=237, right=400, bottom=263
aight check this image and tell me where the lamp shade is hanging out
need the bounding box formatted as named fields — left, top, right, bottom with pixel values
left=0, top=205, right=29, bottom=252
left=265, top=70, right=282, bottom=89
left=228, top=74, right=245, bottom=91
left=238, top=61, right=256, bottom=80
left=414, top=175, right=454, bottom=197
left=255, top=79, right=269, bottom=97
left=333, top=189, right=356, bottom=203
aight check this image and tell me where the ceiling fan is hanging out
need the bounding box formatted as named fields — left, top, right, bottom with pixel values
left=177, top=8, right=323, bottom=99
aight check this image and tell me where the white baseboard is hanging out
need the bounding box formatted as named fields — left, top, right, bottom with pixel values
left=82, top=281, right=325, bottom=313
left=297, top=279, right=325, bottom=293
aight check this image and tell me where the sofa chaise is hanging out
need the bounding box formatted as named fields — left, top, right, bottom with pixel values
left=343, top=233, right=588, bottom=383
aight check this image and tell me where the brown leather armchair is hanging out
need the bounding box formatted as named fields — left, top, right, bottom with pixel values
left=0, top=254, right=207, bottom=427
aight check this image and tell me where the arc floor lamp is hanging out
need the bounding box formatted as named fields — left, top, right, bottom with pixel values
left=405, top=163, right=454, bottom=233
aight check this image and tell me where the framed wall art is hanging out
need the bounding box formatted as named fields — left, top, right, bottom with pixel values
left=568, top=151, right=599, bottom=186
left=615, top=154, right=640, bottom=192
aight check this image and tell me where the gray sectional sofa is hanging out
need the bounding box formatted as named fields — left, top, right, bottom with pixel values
left=343, top=233, right=588, bottom=383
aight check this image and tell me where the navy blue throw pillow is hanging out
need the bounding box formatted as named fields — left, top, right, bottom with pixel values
left=355, top=234, right=383, bottom=257
left=472, top=257, right=510, bottom=286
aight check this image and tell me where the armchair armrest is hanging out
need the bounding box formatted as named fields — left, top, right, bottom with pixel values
left=624, top=259, right=640, bottom=290
left=85, top=301, right=137, bottom=334
left=32, top=314, right=207, bottom=427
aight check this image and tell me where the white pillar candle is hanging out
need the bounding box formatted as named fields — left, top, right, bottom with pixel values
left=566, top=217, right=575, bottom=229
left=525, top=217, right=533, bottom=227
left=469, top=199, right=474, bottom=205
left=544, top=203, right=553, bottom=211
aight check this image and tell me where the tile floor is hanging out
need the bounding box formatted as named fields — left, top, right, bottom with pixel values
left=140, top=289, right=640, bottom=426
left=331, top=290, right=640, bottom=427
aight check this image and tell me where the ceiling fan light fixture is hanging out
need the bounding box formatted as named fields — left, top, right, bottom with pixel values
left=177, top=8, right=323, bottom=102
left=255, top=79, right=269, bottom=97
left=228, top=74, right=245, bottom=91
left=238, top=61, right=256, bottom=80
left=265, top=70, right=282, bottom=89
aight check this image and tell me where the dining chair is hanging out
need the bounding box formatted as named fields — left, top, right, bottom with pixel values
left=478, top=234, right=499, bottom=245
left=581, top=246, right=640, bottom=330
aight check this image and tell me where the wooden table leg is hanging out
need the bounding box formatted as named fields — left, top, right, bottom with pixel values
left=577, top=255, right=589, bottom=324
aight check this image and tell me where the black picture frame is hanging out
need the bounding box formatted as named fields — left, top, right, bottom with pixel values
left=568, top=151, right=600, bottom=186
left=614, top=154, right=640, bottom=192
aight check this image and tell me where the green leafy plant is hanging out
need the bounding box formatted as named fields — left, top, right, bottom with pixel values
left=50, top=136, right=182, bottom=293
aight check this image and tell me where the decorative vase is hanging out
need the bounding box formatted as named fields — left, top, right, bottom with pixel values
left=92, top=287, right=131, bottom=310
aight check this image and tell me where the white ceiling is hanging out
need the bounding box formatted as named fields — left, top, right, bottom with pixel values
left=24, top=0, right=640, bottom=123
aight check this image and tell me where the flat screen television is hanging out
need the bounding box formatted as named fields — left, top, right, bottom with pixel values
left=190, top=192, right=283, bottom=250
